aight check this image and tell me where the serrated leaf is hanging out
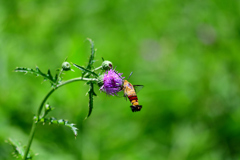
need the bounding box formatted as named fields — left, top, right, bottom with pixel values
left=64, top=123, right=78, bottom=136
left=87, top=91, right=93, bottom=119
left=55, top=72, right=59, bottom=82
left=7, top=138, right=24, bottom=158
left=47, top=69, right=53, bottom=81
left=7, top=138, right=32, bottom=159
left=86, top=82, right=96, bottom=119
left=82, top=38, right=96, bottom=77
left=37, top=117, right=78, bottom=136
left=86, top=38, right=95, bottom=70
left=15, top=67, right=58, bottom=86
left=73, top=63, right=98, bottom=78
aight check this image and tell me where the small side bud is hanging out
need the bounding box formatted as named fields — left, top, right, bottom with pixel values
left=45, top=104, right=50, bottom=110
left=101, top=60, right=113, bottom=70
left=33, top=116, right=38, bottom=122
left=62, top=62, right=71, bottom=71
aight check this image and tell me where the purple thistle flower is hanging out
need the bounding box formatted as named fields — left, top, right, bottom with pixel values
left=100, top=69, right=124, bottom=96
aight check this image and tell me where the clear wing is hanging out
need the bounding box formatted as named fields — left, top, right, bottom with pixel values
left=133, top=85, right=144, bottom=93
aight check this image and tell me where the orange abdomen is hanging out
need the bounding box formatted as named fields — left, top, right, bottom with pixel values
left=123, top=80, right=142, bottom=112
left=128, top=95, right=139, bottom=106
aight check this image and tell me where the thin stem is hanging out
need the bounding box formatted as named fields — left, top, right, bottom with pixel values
left=22, top=119, right=37, bottom=159
left=93, top=66, right=103, bottom=71
left=57, top=77, right=97, bottom=87
left=57, top=68, right=64, bottom=82
left=23, top=77, right=97, bottom=159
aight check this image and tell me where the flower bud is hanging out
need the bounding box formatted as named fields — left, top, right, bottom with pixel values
left=62, top=62, right=71, bottom=71
left=101, top=60, right=113, bottom=70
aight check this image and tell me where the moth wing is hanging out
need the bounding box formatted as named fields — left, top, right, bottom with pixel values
left=133, top=85, right=144, bottom=93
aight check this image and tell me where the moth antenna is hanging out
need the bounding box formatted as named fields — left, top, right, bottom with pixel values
left=127, top=72, right=133, bottom=80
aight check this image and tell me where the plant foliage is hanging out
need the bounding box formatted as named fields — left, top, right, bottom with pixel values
left=7, top=138, right=32, bottom=159
left=73, top=63, right=98, bottom=78
left=86, top=82, right=97, bottom=119
left=35, top=117, right=78, bottom=136
left=14, top=67, right=58, bottom=86
left=10, top=38, right=110, bottom=159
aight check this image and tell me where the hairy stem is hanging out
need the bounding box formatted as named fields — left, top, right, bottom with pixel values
left=23, top=77, right=97, bottom=159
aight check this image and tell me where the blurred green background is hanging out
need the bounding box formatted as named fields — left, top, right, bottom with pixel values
left=1, top=0, right=240, bottom=159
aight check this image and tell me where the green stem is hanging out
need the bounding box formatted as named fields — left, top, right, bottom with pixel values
left=93, top=66, right=102, bottom=71
left=57, top=68, right=64, bottom=82
left=23, top=77, right=97, bottom=160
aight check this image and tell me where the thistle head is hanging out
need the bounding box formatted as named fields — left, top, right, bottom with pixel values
left=100, top=69, right=124, bottom=96
left=62, top=62, right=71, bottom=71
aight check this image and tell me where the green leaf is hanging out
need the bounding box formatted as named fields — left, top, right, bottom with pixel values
left=82, top=38, right=96, bottom=77
left=87, top=89, right=93, bottom=119
left=73, top=63, right=98, bottom=78
left=7, top=138, right=32, bottom=159
left=14, top=67, right=58, bottom=86
left=37, top=117, right=78, bottom=136
left=86, top=82, right=97, bottom=119
left=55, top=71, right=59, bottom=82
left=47, top=69, right=53, bottom=82
left=86, top=38, right=95, bottom=70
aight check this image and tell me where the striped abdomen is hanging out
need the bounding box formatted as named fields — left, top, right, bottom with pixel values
left=128, top=95, right=139, bottom=106
left=123, top=80, right=142, bottom=112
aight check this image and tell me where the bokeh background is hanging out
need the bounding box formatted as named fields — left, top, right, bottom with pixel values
left=1, top=0, right=240, bottom=159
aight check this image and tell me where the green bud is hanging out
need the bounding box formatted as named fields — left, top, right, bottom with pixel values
left=33, top=116, right=38, bottom=122
left=101, top=60, right=113, bottom=70
left=45, top=104, right=50, bottom=110
left=62, top=62, right=71, bottom=71
left=97, top=74, right=104, bottom=87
